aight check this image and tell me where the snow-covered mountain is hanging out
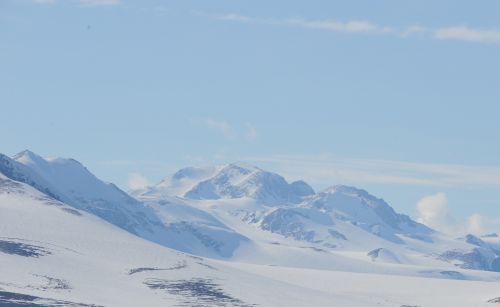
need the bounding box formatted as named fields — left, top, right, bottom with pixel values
left=3, top=173, right=499, bottom=306
left=133, top=160, right=500, bottom=275
left=306, top=185, right=431, bottom=235
left=2, top=151, right=500, bottom=306
left=179, top=162, right=315, bottom=205
left=1, top=151, right=248, bottom=258
left=135, top=166, right=220, bottom=200
left=259, top=185, right=434, bottom=246
left=439, top=234, right=500, bottom=272
left=0, top=172, right=343, bottom=306
left=5, top=151, right=500, bottom=273
left=0, top=151, right=169, bottom=245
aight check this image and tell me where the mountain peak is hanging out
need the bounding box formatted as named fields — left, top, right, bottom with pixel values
left=222, top=162, right=262, bottom=173
left=322, top=185, right=367, bottom=195
left=14, top=149, right=38, bottom=157
left=320, top=185, right=386, bottom=205
left=290, top=180, right=315, bottom=197
left=168, top=166, right=220, bottom=183
left=306, top=184, right=432, bottom=238
left=183, top=163, right=312, bottom=205
left=13, top=150, right=46, bottom=164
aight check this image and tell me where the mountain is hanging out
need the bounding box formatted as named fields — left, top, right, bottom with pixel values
left=301, top=185, right=433, bottom=243
left=135, top=162, right=500, bottom=275
left=5, top=173, right=498, bottom=307
left=439, top=234, right=500, bottom=272
left=135, top=166, right=219, bottom=200
left=182, top=162, right=315, bottom=205
left=249, top=185, right=434, bottom=257
left=2, top=151, right=500, bottom=272
left=133, top=166, right=252, bottom=258
left=0, top=151, right=169, bottom=244
left=2, top=151, right=248, bottom=258
left=2, top=152, right=500, bottom=306
left=0, top=172, right=349, bottom=307
left=0, top=152, right=59, bottom=199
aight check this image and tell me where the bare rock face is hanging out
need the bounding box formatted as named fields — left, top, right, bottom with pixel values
left=488, top=297, right=500, bottom=304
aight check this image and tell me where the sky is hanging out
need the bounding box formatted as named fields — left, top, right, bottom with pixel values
left=1, top=0, right=500, bottom=234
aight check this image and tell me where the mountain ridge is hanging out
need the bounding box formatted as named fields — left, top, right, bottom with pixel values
left=1, top=150, right=499, bottom=274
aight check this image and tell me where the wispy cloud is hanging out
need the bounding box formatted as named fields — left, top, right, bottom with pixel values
left=203, top=119, right=235, bottom=139
left=100, top=159, right=170, bottom=168
left=33, top=0, right=56, bottom=4
left=244, top=154, right=500, bottom=188
left=209, top=13, right=393, bottom=35
left=434, top=26, right=500, bottom=44
left=401, top=25, right=429, bottom=37
left=215, top=13, right=257, bottom=23
left=196, top=118, right=258, bottom=141
left=32, top=0, right=120, bottom=6
left=79, top=0, right=120, bottom=6
left=207, top=13, right=500, bottom=44
left=288, top=18, right=393, bottom=34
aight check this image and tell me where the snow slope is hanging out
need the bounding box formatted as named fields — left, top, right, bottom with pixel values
left=134, top=166, right=220, bottom=200
left=2, top=151, right=168, bottom=243
left=141, top=196, right=249, bottom=258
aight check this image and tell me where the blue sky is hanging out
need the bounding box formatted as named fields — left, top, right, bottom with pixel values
left=2, top=0, right=500, bottom=234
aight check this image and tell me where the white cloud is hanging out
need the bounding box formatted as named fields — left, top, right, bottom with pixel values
left=414, top=194, right=500, bottom=235
left=127, top=173, right=150, bottom=190
left=466, top=214, right=500, bottom=235
left=434, top=26, right=500, bottom=44
left=467, top=214, right=487, bottom=235
left=208, top=13, right=392, bottom=35
left=199, top=119, right=258, bottom=141
left=207, top=13, right=500, bottom=44
left=203, top=119, right=235, bottom=139
left=288, top=18, right=393, bottom=34
left=416, top=193, right=456, bottom=234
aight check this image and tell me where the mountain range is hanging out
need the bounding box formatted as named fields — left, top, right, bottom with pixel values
left=1, top=150, right=499, bottom=306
